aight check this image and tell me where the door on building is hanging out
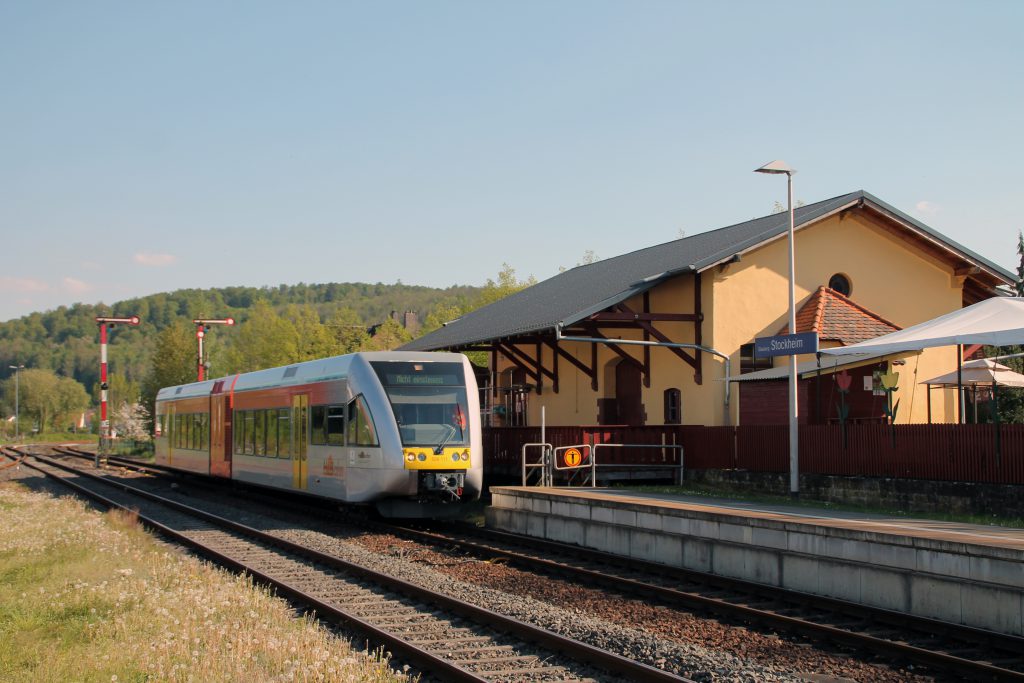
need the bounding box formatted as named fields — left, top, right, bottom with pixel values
left=615, top=361, right=645, bottom=426
left=292, top=394, right=308, bottom=490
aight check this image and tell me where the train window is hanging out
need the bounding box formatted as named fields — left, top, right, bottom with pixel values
left=310, top=406, right=326, bottom=445
left=184, top=414, right=193, bottom=450
left=254, top=411, right=266, bottom=456
left=278, top=408, right=292, bottom=458
left=326, top=406, right=346, bottom=446
left=244, top=412, right=256, bottom=455
left=347, top=396, right=378, bottom=447
left=200, top=413, right=209, bottom=451
left=266, top=409, right=278, bottom=456
left=193, top=414, right=202, bottom=450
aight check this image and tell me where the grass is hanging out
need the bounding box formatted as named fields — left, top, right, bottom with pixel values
left=0, top=483, right=413, bottom=682
left=616, top=481, right=1024, bottom=529
left=1, top=432, right=98, bottom=445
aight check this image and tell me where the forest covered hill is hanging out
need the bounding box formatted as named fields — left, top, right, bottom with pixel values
left=0, top=281, right=481, bottom=396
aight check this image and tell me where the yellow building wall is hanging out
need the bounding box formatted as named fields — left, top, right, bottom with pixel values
left=494, top=210, right=972, bottom=427
left=712, top=210, right=963, bottom=425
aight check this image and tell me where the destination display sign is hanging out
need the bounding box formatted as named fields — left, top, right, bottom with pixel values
left=754, top=331, right=819, bottom=358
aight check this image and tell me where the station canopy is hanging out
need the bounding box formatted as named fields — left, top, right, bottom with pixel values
left=820, top=297, right=1024, bottom=357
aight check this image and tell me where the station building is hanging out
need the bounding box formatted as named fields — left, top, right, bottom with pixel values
left=404, top=191, right=1015, bottom=427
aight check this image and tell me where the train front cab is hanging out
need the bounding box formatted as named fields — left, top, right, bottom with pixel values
left=366, top=356, right=483, bottom=517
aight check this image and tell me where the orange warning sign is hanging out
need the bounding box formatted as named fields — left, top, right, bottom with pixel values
left=564, top=448, right=583, bottom=467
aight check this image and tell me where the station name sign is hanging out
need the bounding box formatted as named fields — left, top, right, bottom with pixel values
left=754, top=331, right=819, bottom=358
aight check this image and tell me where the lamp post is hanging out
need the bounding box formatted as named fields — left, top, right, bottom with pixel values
left=755, top=160, right=800, bottom=497
left=8, top=365, right=23, bottom=440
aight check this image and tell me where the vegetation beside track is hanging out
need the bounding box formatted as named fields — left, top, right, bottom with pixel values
left=0, top=432, right=97, bottom=446
left=0, top=481, right=411, bottom=683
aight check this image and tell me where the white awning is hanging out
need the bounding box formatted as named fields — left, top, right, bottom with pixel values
left=820, top=297, right=1024, bottom=356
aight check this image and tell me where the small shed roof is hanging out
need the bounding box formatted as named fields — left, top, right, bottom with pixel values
left=779, top=286, right=901, bottom=345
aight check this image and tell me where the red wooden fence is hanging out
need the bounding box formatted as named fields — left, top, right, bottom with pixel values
left=483, top=423, right=1024, bottom=485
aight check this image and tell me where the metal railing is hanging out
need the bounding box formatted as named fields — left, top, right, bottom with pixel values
left=522, top=441, right=684, bottom=488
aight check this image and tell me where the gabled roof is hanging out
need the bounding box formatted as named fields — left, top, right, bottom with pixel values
left=404, top=191, right=1016, bottom=352
left=779, top=286, right=901, bottom=345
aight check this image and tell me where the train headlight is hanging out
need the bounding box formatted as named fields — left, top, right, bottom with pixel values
left=417, top=453, right=427, bottom=462
left=405, top=452, right=416, bottom=462
left=461, top=451, right=469, bottom=461
left=451, top=453, right=460, bottom=462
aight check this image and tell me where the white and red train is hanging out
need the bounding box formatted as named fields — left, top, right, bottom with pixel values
left=154, top=351, right=482, bottom=517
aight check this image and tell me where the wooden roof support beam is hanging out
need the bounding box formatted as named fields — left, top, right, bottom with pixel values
left=495, top=342, right=542, bottom=394
left=585, top=329, right=647, bottom=388
left=611, top=302, right=699, bottom=375
left=500, top=341, right=558, bottom=395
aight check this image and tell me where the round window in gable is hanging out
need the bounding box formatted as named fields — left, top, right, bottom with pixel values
left=829, top=273, right=852, bottom=296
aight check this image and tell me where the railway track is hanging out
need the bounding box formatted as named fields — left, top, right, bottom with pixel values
left=384, top=516, right=1024, bottom=681
left=43, top=444, right=1024, bottom=681
left=1, top=446, right=688, bottom=683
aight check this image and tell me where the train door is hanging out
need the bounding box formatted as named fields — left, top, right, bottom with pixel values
left=209, top=394, right=231, bottom=478
left=292, top=394, right=308, bottom=490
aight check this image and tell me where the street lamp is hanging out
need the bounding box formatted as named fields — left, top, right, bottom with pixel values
left=754, top=160, right=800, bottom=497
left=8, top=365, right=23, bottom=440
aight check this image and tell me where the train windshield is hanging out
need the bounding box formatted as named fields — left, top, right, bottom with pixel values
left=371, top=361, right=470, bottom=448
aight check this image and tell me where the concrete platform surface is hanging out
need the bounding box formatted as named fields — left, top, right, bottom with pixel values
left=486, top=486, right=1024, bottom=635
left=520, top=487, right=1024, bottom=552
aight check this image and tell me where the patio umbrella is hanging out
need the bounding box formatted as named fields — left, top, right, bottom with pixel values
left=920, top=359, right=1024, bottom=423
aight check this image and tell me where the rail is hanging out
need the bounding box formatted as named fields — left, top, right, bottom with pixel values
left=523, top=441, right=684, bottom=487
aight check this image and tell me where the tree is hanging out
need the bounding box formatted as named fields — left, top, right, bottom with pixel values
left=421, top=302, right=465, bottom=335
left=140, top=321, right=195, bottom=428
left=476, top=263, right=536, bottom=308
left=0, top=368, right=75, bottom=432
left=287, top=304, right=339, bottom=361
left=112, top=401, right=150, bottom=440
left=370, top=318, right=413, bottom=351
left=326, top=308, right=371, bottom=354
left=223, top=301, right=298, bottom=373
left=1017, top=230, right=1024, bottom=297
left=54, top=376, right=90, bottom=431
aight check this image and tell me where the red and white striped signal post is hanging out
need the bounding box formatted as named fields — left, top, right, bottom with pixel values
left=95, top=315, right=140, bottom=466
left=192, top=318, right=235, bottom=381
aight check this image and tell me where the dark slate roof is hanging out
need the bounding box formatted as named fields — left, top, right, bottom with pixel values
left=403, top=191, right=1015, bottom=352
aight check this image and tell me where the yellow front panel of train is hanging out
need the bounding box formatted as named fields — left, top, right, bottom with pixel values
left=403, top=447, right=471, bottom=470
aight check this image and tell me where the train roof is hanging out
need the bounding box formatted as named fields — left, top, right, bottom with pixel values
left=155, top=351, right=468, bottom=402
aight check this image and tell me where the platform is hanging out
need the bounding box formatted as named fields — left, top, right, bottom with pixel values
left=486, top=486, right=1024, bottom=636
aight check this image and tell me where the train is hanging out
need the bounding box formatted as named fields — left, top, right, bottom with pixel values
left=154, top=351, right=482, bottom=517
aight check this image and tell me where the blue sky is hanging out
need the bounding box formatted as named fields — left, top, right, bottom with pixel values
left=2, top=1, right=1022, bottom=322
